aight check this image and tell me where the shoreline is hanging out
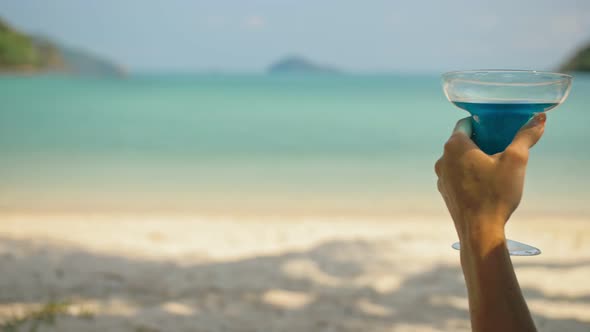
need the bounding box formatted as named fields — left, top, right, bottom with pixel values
left=0, top=208, right=588, bottom=220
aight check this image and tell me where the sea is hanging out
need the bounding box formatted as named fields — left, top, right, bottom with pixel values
left=1, top=74, right=589, bottom=217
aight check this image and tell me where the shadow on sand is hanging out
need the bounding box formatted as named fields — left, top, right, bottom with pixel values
left=0, top=235, right=589, bottom=331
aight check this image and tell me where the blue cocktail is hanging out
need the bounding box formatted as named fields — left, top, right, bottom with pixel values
left=442, top=70, right=572, bottom=255
left=453, top=101, right=558, bottom=155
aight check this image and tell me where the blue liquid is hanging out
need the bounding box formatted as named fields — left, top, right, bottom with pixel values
left=452, top=101, right=558, bottom=154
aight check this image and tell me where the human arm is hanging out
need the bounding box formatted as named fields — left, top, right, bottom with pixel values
left=434, top=113, right=546, bottom=332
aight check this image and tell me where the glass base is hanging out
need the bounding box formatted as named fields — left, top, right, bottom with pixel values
left=452, top=239, right=541, bottom=256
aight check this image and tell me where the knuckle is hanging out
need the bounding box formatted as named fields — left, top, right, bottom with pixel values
left=443, top=139, right=457, bottom=153
left=444, top=133, right=466, bottom=153
left=503, top=147, right=529, bottom=164
left=434, top=158, right=442, bottom=176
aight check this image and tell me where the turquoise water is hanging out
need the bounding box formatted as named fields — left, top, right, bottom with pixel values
left=453, top=102, right=558, bottom=155
left=1, top=74, right=589, bottom=216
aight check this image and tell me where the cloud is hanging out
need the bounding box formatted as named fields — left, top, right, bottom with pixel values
left=244, top=15, right=266, bottom=29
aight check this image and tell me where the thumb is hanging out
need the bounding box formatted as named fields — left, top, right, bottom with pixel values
left=452, top=117, right=473, bottom=138
left=507, top=112, right=547, bottom=151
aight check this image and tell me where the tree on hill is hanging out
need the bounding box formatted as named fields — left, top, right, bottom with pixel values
left=560, top=43, right=590, bottom=72
left=0, top=18, right=64, bottom=71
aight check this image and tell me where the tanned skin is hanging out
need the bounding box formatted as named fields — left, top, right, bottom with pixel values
left=435, top=112, right=546, bottom=332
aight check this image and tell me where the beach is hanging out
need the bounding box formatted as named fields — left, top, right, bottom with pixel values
left=1, top=214, right=589, bottom=331
left=2, top=0, right=590, bottom=329
left=1, top=74, right=589, bottom=331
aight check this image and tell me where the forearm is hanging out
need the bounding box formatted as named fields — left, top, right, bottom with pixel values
left=459, top=217, right=537, bottom=332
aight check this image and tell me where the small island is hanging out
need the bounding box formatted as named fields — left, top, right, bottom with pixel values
left=267, top=56, right=339, bottom=74
left=560, top=43, right=590, bottom=72
left=0, top=17, right=124, bottom=77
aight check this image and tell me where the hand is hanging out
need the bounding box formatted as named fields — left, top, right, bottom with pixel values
left=435, top=113, right=546, bottom=247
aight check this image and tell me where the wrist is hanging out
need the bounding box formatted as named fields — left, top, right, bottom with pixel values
left=458, top=214, right=507, bottom=258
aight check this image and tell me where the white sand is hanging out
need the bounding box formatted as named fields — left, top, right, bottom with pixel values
left=0, top=214, right=589, bottom=331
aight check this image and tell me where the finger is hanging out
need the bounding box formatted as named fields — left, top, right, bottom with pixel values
left=503, top=112, right=546, bottom=164
left=452, top=117, right=473, bottom=138
left=445, top=117, right=478, bottom=153
left=510, top=112, right=546, bottom=150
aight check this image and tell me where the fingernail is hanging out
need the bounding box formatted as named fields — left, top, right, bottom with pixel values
left=527, top=113, right=547, bottom=127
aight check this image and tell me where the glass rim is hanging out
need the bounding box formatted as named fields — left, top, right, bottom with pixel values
left=442, top=69, right=573, bottom=86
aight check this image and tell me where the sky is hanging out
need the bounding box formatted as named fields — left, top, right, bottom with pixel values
left=1, top=0, right=590, bottom=73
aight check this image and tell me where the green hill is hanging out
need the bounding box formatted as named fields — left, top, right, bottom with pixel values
left=0, top=18, right=63, bottom=71
left=560, top=43, right=590, bottom=72
left=0, top=17, right=124, bottom=76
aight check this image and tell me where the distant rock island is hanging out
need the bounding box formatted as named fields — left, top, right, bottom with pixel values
left=268, top=56, right=339, bottom=74
left=560, top=43, right=590, bottom=72
left=0, top=17, right=125, bottom=77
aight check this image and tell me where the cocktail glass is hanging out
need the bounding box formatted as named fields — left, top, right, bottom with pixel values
left=442, top=70, right=572, bottom=256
